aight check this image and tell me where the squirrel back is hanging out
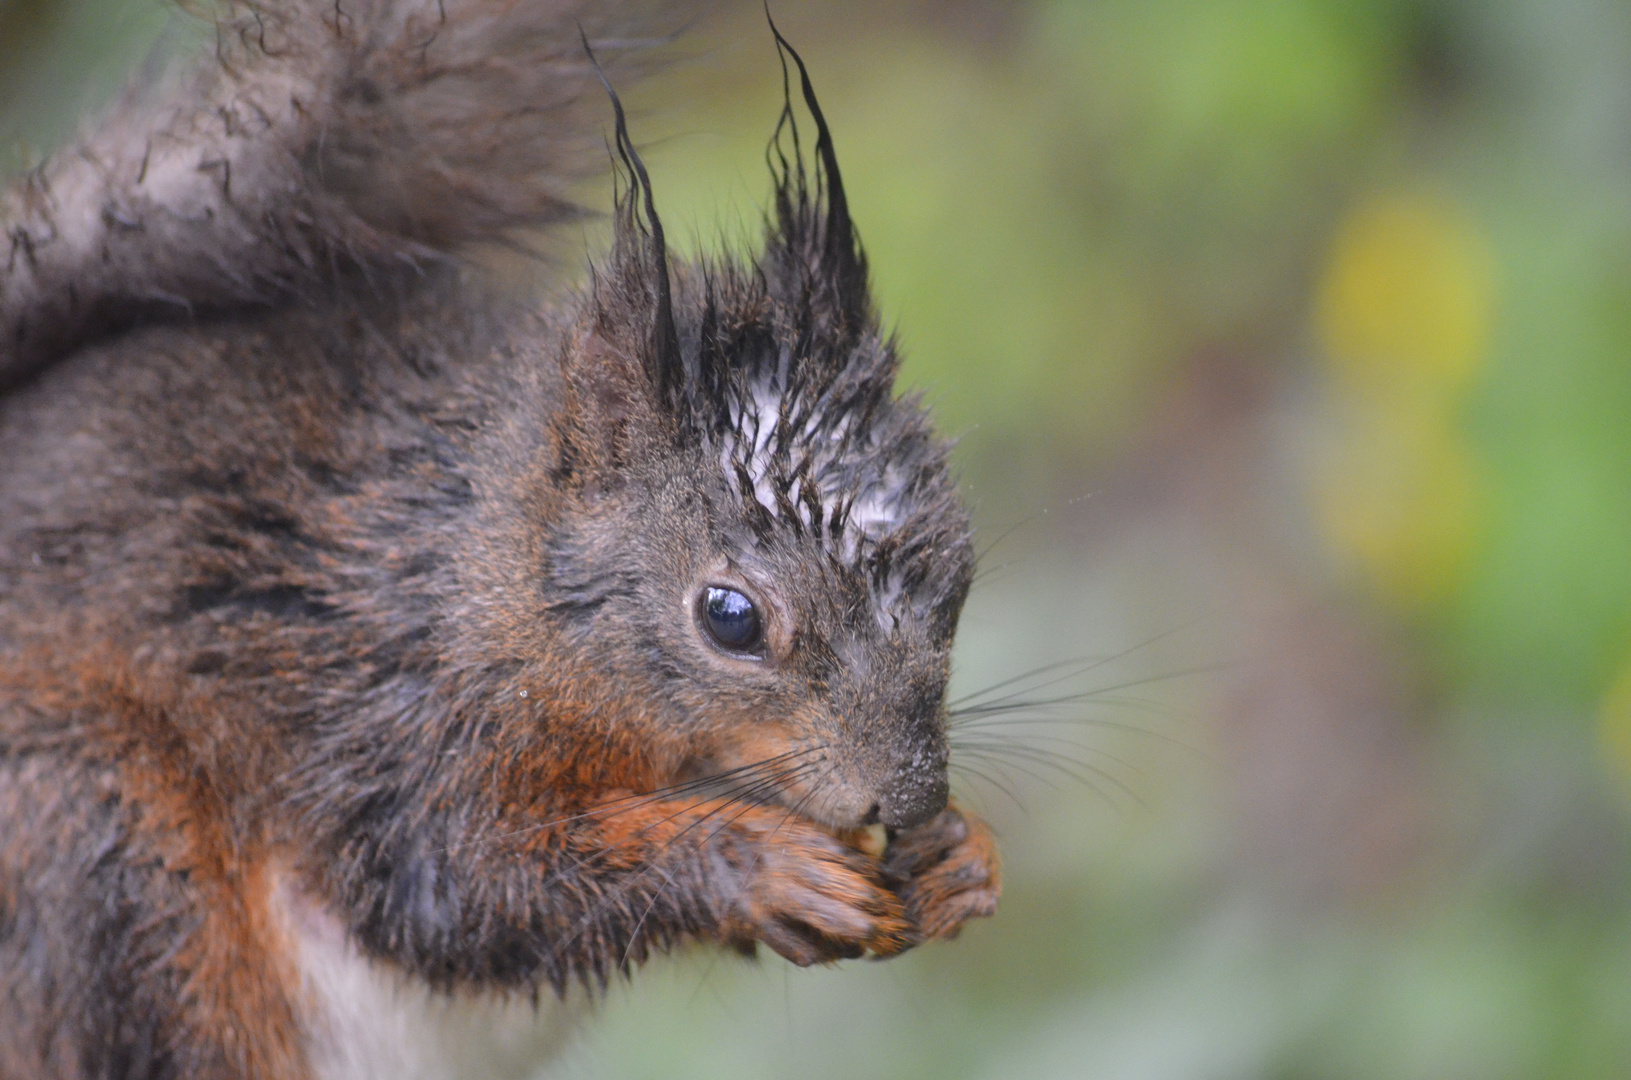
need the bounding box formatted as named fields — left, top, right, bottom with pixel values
left=0, top=4, right=1002, bottom=1078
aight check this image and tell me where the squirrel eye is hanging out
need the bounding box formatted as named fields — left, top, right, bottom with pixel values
left=700, top=587, right=763, bottom=654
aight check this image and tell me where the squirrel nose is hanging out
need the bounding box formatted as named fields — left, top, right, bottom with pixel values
left=875, top=770, right=949, bottom=830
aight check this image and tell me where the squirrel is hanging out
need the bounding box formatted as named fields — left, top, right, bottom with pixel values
left=0, top=1, right=1002, bottom=1077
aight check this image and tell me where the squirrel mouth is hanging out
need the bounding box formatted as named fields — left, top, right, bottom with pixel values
left=680, top=726, right=947, bottom=833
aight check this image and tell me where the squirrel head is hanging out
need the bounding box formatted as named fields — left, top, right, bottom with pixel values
left=516, top=38, right=973, bottom=832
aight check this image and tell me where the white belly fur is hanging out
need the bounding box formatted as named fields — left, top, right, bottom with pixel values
left=271, top=876, right=587, bottom=1080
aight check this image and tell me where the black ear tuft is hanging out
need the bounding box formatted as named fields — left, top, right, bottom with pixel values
left=764, top=9, right=869, bottom=326
left=581, top=29, right=684, bottom=404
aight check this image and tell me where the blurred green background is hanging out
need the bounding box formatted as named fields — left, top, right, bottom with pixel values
left=9, top=0, right=1631, bottom=1076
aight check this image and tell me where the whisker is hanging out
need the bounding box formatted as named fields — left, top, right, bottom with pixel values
left=443, top=765, right=820, bottom=943
left=949, top=713, right=1209, bottom=760
left=611, top=779, right=809, bottom=972
left=953, top=743, right=1145, bottom=812
left=554, top=768, right=823, bottom=975
left=959, top=749, right=1132, bottom=815
left=545, top=761, right=820, bottom=887
left=947, top=623, right=1194, bottom=709
left=1039, top=693, right=1193, bottom=723
left=437, top=747, right=823, bottom=856
left=951, top=735, right=1143, bottom=783
left=947, top=761, right=1028, bottom=813
left=966, top=489, right=1100, bottom=578
left=972, top=513, right=1038, bottom=566
left=947, top=656, right=1110, bottom=710
left=948, top=664, right=1222, bottom=722
left=968, top=559, right=1020, bottom=590
left=953, top=729, right=1147, bottom=774
left=952, top=748, right=1064, bottom=791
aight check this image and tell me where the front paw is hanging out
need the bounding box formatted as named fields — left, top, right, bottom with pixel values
left=879, top=801, right=1001, bottom=949
left=719, top=817, right=911, bottom=966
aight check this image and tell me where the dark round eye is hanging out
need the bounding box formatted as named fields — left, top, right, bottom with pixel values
left=700, top=586, right=763, bottom=654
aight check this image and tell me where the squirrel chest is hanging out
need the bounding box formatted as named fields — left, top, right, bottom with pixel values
left=273, top=876, right=585, bottom=1080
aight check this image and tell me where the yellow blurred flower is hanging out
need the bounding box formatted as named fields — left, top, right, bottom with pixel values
left=1313, top=402, right=1483, bottom=608
left=1311, top=190, right=1495, bottom=610
left=1600, top=655, right=1631, bottom=784
left=1318, top=192, right=1494, bottom=399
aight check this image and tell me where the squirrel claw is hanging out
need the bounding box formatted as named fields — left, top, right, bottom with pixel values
left=881, top=802, right=1001, bottom=945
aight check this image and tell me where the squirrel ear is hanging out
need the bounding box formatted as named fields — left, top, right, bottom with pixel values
left=553, top=36, right=683, bottom=499
left=557, top=322, right=668, bottom=497
left=585, top=31, right=685, bottom=406
left=765, top=16, right=869, bottom=327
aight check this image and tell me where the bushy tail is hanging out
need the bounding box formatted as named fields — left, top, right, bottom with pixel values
left=0, top=0, right=677, bottom=390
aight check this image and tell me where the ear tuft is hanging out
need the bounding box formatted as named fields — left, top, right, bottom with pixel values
left=764, top=11, right=869, bottom=328
left=582, top=30, right=685, bottom=408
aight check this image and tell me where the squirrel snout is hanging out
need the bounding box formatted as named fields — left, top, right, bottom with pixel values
left=875, top=767, right=950, bottom=830
left=847, top=698, right=952, bottom=830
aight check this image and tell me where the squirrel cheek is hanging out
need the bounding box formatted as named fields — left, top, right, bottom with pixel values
left=709, top=720, right=804, bottom=777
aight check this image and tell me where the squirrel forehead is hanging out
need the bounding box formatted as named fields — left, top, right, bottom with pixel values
left=695, top=342, right=971, bottom=619
left=713, top=367, right=923, bottom=557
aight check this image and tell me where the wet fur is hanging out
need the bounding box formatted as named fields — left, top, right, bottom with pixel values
left=0, top=2, right=999, bottom=1077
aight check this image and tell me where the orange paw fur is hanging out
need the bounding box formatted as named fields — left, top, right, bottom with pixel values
left=721, top=816, right=912, bottom=966
left=877, top=801, right=1001, bottom=951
